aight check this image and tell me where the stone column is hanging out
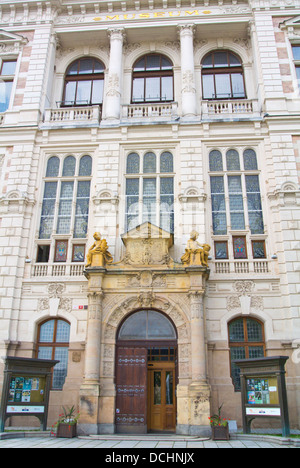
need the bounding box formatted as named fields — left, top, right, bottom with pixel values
left=189, top=291, right=207, bottom=382
left=79, top=290, right=103, bottom=435
left=178, top=24, right=197, bottom=117
left=84, top=292, right=103, bottom=383
left=188, top=290, right=211, bottom=437
left=103, top=28, right=125, bottom=120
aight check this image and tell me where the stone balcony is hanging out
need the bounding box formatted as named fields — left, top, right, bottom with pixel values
left=201, top=99, right=261, bottom=121
left=121, top=102, right=179, bottom=123
left=41, top=105, right=102, bottom=128
left=213, top=259, right=273, bottom=276
left=31, top=262, right=84, bottom=278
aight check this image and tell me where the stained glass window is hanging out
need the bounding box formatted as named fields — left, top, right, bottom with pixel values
left=229, top=318, right=265, bottom=391
left=209, top=150, right=223, bottom=172
left=126, top=179, right=139, bottom=230
left=74, top=180, right=91, bottom=238
left=125, top=151, right=174, bottom=232
left=233, top=236, right=247, bottom=259
left=245, top=175, right=264, bottom=234
left=252, top=240, right=266, bottom=259
left=214, top=241, right=228, bottom=259
left=39, top=155, right=92, bottom=261
left=72, top=244, right=85, bottom=262
left=54, top=240, right=68, bottom=262
left=79, top=155, right=92, bottom=176
left=143, top=152, right=156, bottom=173
left=143, top=178, right=156, bottom=225
left=46, top=156, right=60, bottom=177
left=209, top=148, right=265, bottom=259
left=37, top=319, right=70, bottom=390
left=160, top=152, right=173, bottom=173
left=57, top=182, right=74, bottom=234
left=62, top=155, right=76, bottom=176
left=127, top=153, right=140, bottom=174
left=210, top=176, right=227, bottom=235
left=160, top=177, right=174, bottom=233
left=226, top=149, right=240, bottom=171
left=243, top=149, right=258, bottom=171
left=39, top=182, right=57, bottom=239
left=228, top=176, right=245, bottom=230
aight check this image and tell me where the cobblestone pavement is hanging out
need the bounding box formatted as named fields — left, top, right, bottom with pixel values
left=0, top=435, right=299, bottom=448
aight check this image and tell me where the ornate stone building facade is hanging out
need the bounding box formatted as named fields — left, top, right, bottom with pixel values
left=0, top=0, right=299, bottom=435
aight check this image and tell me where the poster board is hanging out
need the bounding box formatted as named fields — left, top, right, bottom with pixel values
left=234, top=356, right=290, bottom=437
left=0, top=357, right=59, bottom=432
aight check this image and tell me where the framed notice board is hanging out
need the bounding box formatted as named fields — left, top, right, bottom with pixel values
left=0, top=357, right=59, bottom=432
left=234, top=356, right=290, bottom=437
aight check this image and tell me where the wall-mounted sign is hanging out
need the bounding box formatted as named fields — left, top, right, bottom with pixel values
left=93, top=9, right=217, bottom=22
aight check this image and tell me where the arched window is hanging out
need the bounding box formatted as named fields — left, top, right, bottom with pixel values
left=63, top=57, right=105, bottom=106
left=228, top=317, right=265, bottom=391
left=202, top=50, right=246, bottom=100
left=37, top=319, right=70, bottom=390
left=132, top=54, right=174, bottom=103
left=118, top=310, right=177, bottom=340
left=46, top=156, right=60, bottom=178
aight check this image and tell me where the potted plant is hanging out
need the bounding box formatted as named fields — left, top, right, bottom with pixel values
left=52, top=405, right=80, bottom=438
left=209, top=404, right=229, bottom=441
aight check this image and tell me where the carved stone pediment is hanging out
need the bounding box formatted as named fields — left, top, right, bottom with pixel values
left=119, top=222, right=174, bottom=267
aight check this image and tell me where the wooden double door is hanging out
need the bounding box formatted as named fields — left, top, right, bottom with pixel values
left=116, top=345, right=176, bottom=433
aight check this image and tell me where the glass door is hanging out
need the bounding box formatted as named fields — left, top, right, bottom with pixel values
left=147, top=361, right=176, bottom=432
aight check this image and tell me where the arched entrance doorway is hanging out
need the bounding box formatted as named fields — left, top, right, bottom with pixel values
left=115, top=310, right=178, bottom=434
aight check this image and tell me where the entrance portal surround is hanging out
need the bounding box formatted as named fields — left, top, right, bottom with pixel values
left=78, top=223, right=211, bottom=437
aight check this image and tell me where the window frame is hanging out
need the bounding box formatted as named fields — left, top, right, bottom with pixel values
left=0, top=58, right=18, bottom=113
left=37, top=154, right=92, bottom=264
left=228, top=317, right=266, bottom=392
left=125, top=151, right=175, bottom=233
left=36, top=318, right=70, bottom=390
left=62, top=57, right=105, bottom=107
left=208, top=147, right=266, bottom=261
left=131, top=53, right=174, bottom=104
left=291, top=44, right=300, bottom=89
left=201, top=50, right=246, bottom=101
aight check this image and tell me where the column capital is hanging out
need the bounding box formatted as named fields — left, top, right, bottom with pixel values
left=177, top=23, right=195, bottom=37
left=107, top=27, right=126, bottom=42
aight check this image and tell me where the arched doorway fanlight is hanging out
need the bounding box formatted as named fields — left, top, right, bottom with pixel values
left=118, top=310, right=177, bottom=340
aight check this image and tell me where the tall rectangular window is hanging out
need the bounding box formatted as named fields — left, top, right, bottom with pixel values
left=0, top=60, right=17, bottom=112
left=125, top=151, right=174, bottom=233
left=209, top=148, right=265, bottom=261
left=292, top=46, right=300, bottom=89
left=38, top=155, right=92, bottom=263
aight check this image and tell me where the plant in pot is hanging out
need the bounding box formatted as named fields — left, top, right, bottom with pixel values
left=209, top=404, right=229, bottom=441
left=52, top=405, right=80, bottom=438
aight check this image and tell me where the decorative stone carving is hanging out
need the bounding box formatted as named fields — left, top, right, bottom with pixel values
left=181, top=231, right=211, bottom=267
left=85, top=232, right=113, bottom=267
left=227, top=281, right=263, bottom=314
left=119, top=222, right=174, bottom=267
left=37, top=283, right=72, bottom=314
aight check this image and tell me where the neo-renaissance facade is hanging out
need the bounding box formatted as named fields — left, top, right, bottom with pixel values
left=0, top=0, right=299, bottom=436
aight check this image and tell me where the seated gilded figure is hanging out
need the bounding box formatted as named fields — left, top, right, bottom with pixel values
left=85, top=232, right=113, bottom=267
left=181, top=230, right=211, bottom=267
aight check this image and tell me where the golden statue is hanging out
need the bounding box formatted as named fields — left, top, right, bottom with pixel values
left=85, top=232, right=113, bottom=267
left=181, top=231, right=211, bottom=267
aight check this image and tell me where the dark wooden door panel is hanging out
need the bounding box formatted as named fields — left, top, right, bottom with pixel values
left=115, top=346, right=147, bottom=433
